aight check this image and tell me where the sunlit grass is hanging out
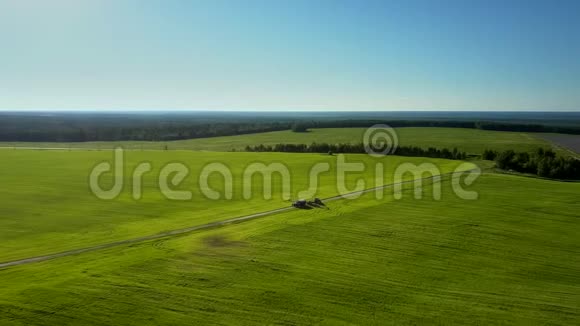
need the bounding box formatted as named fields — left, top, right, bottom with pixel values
left=1, top=174, right=579, bottom=324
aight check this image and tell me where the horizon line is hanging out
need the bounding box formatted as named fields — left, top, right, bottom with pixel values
left=1, top=109, right=580, bottom=113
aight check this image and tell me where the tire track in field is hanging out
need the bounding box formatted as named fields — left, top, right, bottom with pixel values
left=0, top=170, right=472, bottom=270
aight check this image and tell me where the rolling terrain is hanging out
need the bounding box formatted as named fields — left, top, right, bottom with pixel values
left=1, top=174, right=579, bottom=325
left=0, top=126, right=578, bottom=325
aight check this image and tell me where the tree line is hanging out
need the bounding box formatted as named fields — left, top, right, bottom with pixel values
left=245, top=143, right=468, bottom=160
left=483, top=148, right=580, bottom=180
left=2, top=113, right=580, bottom=142
left=0, top=122, right=289, bottom=142
left=294, top=120, right=580, bottom=135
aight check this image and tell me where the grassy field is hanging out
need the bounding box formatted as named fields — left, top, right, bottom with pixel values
left=1, top=174, right=579, bottom=325
left=0, top=127, right=556, bottom=155
left=0, top=149, right=469, bottom=262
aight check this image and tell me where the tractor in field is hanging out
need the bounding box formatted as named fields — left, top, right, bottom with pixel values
left=293, top=198, right=324, bottom=209
left=292, top=199, right=307, bottom=208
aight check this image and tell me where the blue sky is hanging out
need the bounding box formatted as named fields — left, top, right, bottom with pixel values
left=0, top=0, right=579, bottom=111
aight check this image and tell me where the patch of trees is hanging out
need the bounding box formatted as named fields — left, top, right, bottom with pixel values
left=485, top=148, right=580, bottom=180
left=245, top=142, right=467, bottom=160
left=474, top=121, right=580, bottom=134
left=291, top=122, right=309, bottom=132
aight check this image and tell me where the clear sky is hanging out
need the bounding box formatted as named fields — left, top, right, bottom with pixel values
left=0, top=0, right=579, bottom=111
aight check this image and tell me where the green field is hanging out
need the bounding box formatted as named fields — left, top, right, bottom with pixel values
left=1, top=174, right=579, bottom=325
left=0, top=149, right=469, bottom=262
left=1, top=131, right=578, bottom=325
left=0, top=127, right=556, bottom=155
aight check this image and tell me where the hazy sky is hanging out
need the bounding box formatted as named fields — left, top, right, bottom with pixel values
left=1, top=0, right=579, bottom=111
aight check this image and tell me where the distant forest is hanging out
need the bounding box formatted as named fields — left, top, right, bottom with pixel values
left=1, top=112, right=580, bottom=142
